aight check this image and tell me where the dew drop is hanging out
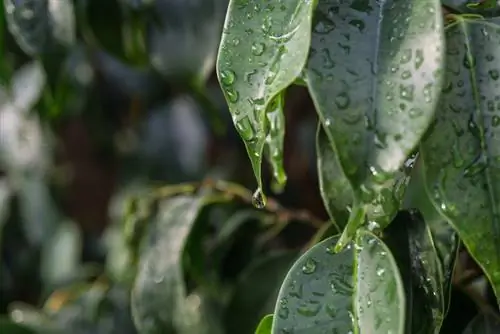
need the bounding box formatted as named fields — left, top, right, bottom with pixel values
left=220, top=69, right=236, bottom=86
left=334, top=92, right=350, bottom=109
left=251, top=42, right=265, bottom=56
left=409, top=107, right=423, bottom=118
left=489, top=69, right=499, bottom=81
left=252, top=188, right=267, bottom=209
left=301, top=258, right=317, bottom=274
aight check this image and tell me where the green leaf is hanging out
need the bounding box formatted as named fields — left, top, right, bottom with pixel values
left=316, top=123, right=353, bottom=230
left=442, top=0, right=500, bottom=16
left=224, top=252, right=298, bottom=334
left=255, top=314, right=273, bottom=334
left=306, top=0, right=445, bottom=249
left=271, top=231, right=405, bottom=333
left=418, top=16, right=500, bottom=304
left=3, top=0, right=76, bottom=56
left=216, top=0, right=315, bottom=195
left=131, top=195, right=207, bottom=333
left=462, top=313, right=500, bottom=334
left=265, top=92, right=287, bottom=191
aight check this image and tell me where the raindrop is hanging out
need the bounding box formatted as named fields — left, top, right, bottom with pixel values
left=401, top=70, right=411, bottom=80
left=415, top=49, right=424, bottom=69
left=400, top=49, right=412, bottom=64
left=334, top=92, right=350, bottom=109
left=251, top=42, right=265, bottom=56
left=326, top=304, right=337, bottom=318
left=409, top=107, right=423, bottom=118
left=326, top=244, right=336, bottom=254
left=492, top=115, right=500, bottom=127
left=348, top=19, right=365, bottom=32
left=252, top=188, right=267, bottom=209
left=376, top=268, right=385, bottom=277
left=278, top=306, right=290, bottom=319
left=232, top=38, right=240, bottom=46
left=399, top=84, right=415, bottom=102
left=368, top=221, right=380, bottom=231
left=302, top=258, right=317, bottom=274
left=226, top=88, right=239, bottom=103
left=220, top=69, right=236, bottom=86
left=314, top=17, right=336, bottom=34
left=489, top=69, right=499, bottom=80
left=297, top=304, right=321, bottom=317
left=236, top=117, right=255, bottom=141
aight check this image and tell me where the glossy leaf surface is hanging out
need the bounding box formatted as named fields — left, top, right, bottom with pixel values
left=306, top=0, right=444, bottom=248
left=131, top=196, right=206, bottom=333
left=418, top=16, right=500, bottom=303
left=271, top=232, right=404, bottom=333
left=217, top=0, right=315, bottom=193
left=3, top=0, right=75, bottom=56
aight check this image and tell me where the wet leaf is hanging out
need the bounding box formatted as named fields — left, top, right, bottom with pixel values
left=265, top=92, right=287, bottom=191
left=305, top=0, right=445, bottom=249
left=271, top=231, right=405, bottom=333
left=3, top=0, right=76, bottom=56
left=462, top=313, right=500, bottom=334
left=442, top=0, right=500, bottom=16
left=216, top=0, right=315, bottom=196
left=418, top=16, right=500, bottom=304
left=131, top=195, right=206, bottom=333
left=149, top=0, right=228, bottom=82
left=224, top=252, right=298, bottom=334
left=255, top=314, right=273, bottom=334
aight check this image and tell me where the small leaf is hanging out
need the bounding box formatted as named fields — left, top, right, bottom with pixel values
left=255, top=314, right=273, bottom=334
left=4, top=0, right=76, bottom=56
left=216, top=0, right=315, bottom=195
left=418, top=16, right=500, bottom=304
left=131, top=195, right=206, bottom=333
left=306, top=0, right=445, bottom=248
left=462, top=313, right=500, bottom=334
left=265, top=92, right=287, bottom=191
left=271, top=232, right=405, bottom=333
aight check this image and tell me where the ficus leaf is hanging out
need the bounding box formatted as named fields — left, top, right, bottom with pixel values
left=216, top=0, right=315, bottom=197
left=305, top=0, right=445, bottom=250
left=418, top=16, right=500, bottom=304
left=3, top=0, right=76, bottom=56
left=271, top=231, right=405, bottom=334
left=131, top=195, right=207, bottom=333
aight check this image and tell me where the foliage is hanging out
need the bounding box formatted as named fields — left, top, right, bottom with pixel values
left=0, top=0, right=499, bottom=334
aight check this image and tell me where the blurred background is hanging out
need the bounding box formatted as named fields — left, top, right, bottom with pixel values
left=0, top=1, right=490, bottom=333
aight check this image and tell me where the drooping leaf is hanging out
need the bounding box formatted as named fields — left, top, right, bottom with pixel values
left=224, top=252, right=298, bottom=334
left=462, top=313, right=500, bottom=334
left=306, top=0, right=445, bottom=249
left=316, top=123, right=353, bottom=230
left=131, top=195, right=206, bottom=333
left=271, top=232, right=405, bottom=333
left=265, top=92, right=287, bottom=191
left=418, top=16, right=500, bottom=304
left=255, top=314, right=273, bottom=334
left=216, top=0, right=315, bottom=196
left=149, top=0, right=228, bottom=82
left=3, top=0, right=76, bottom=56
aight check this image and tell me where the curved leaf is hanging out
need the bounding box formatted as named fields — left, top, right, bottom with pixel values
left=462, top=313, right=500, bottom=334
left=418, top=16, right=500, bottom=304
left=306, top=0, right=445, bottom=249
left=271, top=232, right=405, bottom=333
left=149, top=0, right=228, bottom=82
left=255, top=314, right=273, bottom=334
left=4, top=0, right=75, bottom=56
left=131, top=195, right=206, bottom=333
left=216, top=0, right=315, bottom=194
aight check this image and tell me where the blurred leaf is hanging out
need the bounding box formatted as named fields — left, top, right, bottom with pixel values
left=462, top=313, right=500, bottom=334
left=216, top=0, right=315, bottom=195
left=40, top=220, right=82, bottom=288
left=418, top=16, right=500, bottom=303
left=149, top=0, right=228, bottom=82
left=0, top=177, right=12, bottom=247
left=272, top=232, right=405, bottom=333
left=131, top=195, right=207, bottom=333
left=3, top=0, right=75, bottom=56
left=10, top=61, right=46, bottom=112
left=8, top=302, right=57, bottom=333
left=254, top=314, right=272, bottom=334
left=305, top=0, right=444, bottom=250
left=224, top=252, right=298, bottom=334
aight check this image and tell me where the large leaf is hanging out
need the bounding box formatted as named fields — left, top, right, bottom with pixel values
left=224, top=252, right=298, bottom=334
left=418, top=16, right=500, bottom=304
left=131, top=195, right=207, bottom=333
left=271, top=232, right=405, bottom=333
left=149, top=0, right=228, bottom=82
left=216, top=0, right=315, bottom=195
left=306, top=0, right=445, bottom=249
left=3, top=0, right=75, bottom=56
left=462, top=313, right=500, bottom=334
